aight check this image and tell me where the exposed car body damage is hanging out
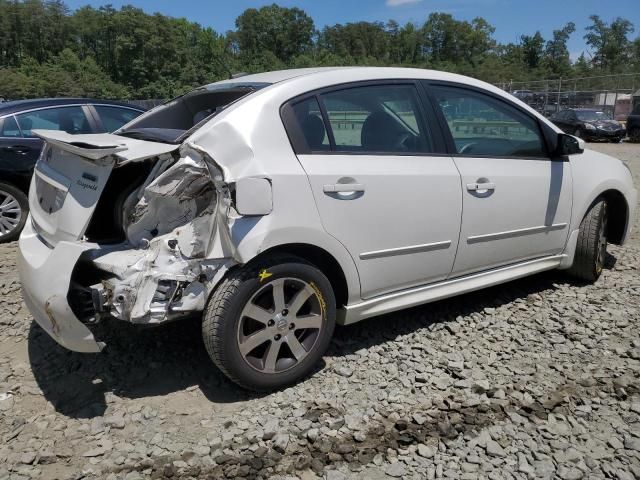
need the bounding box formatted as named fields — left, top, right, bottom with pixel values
left=20, top=129, right=261, bottom=350
left=92, top=144, right=241, bottom=325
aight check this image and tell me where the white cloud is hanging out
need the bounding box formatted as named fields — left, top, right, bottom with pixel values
left=386, top=0, right=423, bottom=6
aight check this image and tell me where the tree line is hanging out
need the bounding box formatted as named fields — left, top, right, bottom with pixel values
left=0, top=0, right=639, bottom=100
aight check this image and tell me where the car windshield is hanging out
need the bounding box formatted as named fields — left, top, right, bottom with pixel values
left=576, top=110, right=611, bottom=121
left=117, top=82, right=270, bottom=144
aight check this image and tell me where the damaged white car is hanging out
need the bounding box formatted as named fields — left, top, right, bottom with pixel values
left=19, top=67, right=637, bottom=390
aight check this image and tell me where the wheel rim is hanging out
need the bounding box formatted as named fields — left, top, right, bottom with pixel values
left=0, top=190, right=22, bottom=237
left=237, top=277, right=323, bottom=374
left=596, top=206, right=608, bottom=274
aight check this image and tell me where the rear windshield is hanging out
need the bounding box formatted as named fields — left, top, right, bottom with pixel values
left=117, top=82, right=269, bottom=144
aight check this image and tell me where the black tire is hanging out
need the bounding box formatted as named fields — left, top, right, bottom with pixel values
left=567, top=199, right=608, bottom=282
left=0, top=182, right=28, bottom=243
left=202, top=255, right=336, bottom=391
left=629, top=127, right=640, bottom=143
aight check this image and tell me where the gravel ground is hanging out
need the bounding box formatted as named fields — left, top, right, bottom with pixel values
left=1, top=142, right=640, bottom=480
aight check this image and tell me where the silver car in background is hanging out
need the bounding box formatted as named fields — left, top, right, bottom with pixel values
left=18, top=67, right=637, bottom=390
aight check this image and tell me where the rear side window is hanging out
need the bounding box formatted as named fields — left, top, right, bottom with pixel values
left=94, top=105, right=141, bottom=132
left=320, top=84, right=431, bottom=153
left=290, top=97, right=330, bottom=151
left=433, top=86, right=546, bottom=158
left=16, top=106, right=92, bottom=137
left=0, top=116, right=21, bottom=137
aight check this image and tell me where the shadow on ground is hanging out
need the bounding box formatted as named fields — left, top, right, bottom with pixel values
left=28, top=256, right=614, bottom=419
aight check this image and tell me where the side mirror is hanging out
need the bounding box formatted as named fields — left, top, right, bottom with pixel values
left=556, top=133, right=584, bottom=156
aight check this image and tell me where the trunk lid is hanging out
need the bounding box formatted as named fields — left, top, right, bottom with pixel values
left=29, top=130, right=179, bottom=246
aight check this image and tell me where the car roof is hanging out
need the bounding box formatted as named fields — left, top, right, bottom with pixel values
left=203, top=67, right=523, bottom=105
left=0, top=98, right=145, bottom=116
left=205, top=67, right=351, bottom=89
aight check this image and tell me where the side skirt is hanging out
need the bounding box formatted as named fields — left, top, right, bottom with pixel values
left=337, top=255, right=565, bottom=325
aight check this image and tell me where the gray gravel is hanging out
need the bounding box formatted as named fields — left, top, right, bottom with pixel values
left=1, top=142, right=640, bottom=480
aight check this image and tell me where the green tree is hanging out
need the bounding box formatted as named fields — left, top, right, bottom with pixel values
left=520, top=32, right=545, bottom=69
left=0, top=0, right=638, bottom=101
left=420, top=13, right=495, bottom=68
left=633, top=38, right=640, bottom=72
left=584, top=15, right=634, bottom=71
left=544, top=22, right=576, bottom=76
left=318, top=21, right=390, bottom=63
left=573, top=53, right=592, bottom=77
left=234, top=4, right=314, bottom=63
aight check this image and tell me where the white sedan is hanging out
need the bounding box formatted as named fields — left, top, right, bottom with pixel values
left=18, top=67, right=637, bottom=390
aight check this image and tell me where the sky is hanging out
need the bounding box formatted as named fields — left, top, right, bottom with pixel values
left=62, top=0, right=640, bottom=61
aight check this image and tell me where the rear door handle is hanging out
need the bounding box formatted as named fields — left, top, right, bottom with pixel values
left=323, top=183, right=365, bottom=193
left=466, top=182, right=495, bottom=191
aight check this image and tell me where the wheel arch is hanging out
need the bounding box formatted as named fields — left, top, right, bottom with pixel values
left=597, top=189, right=629, bottom=245
left=244, top=243, right=350, bottom=309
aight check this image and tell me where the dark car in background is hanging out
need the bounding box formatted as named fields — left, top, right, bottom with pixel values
left=627, top=104, right=640, bottom=143
left=511, top=90, right=536, bottom=103
left=0, top=98, right=145, bottom=242
left=550, top=108, right=626, bottom=143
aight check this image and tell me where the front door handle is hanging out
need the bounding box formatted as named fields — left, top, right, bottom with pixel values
left=466, top=181, right=495, bottom=192
left=323, top=183, right=365, bottom=193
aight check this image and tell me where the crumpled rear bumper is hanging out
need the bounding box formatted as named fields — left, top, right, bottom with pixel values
left=18, top=219, right=104, bottom=353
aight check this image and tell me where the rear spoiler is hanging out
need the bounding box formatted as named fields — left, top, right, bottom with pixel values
left=32, top=130, right=179, bottom=163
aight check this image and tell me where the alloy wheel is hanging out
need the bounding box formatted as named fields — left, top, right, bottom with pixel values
left=0, top=190, right=22, bottom=238
left=237, top=277, right=323, bottom=374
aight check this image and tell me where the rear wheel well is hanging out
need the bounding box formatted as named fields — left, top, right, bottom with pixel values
left=246, top=244, right=349, bottom=308
left=599, top=189, right=628, bottom=244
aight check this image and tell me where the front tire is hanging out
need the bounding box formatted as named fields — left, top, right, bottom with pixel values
left=568, top=199, right=608, bottom=282
left=202, top=256, right=336, bottom=391
left=0, top=182, right=28, bottom=243
left=629, top=127, right=640, bottom=143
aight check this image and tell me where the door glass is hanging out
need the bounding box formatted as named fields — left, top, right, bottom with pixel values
left=94, top=105, right=141, bottom=132
left=320, top=84, right=432, bottom=153
left=433, top=86, right=546, bottom=157
left=16, top=106, right=92, bottom=137
left=290, top=97, right=330, bottom=151
left=0, top=116, right=22, bottom=137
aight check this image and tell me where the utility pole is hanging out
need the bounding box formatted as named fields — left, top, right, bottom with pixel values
left=612, top=75, right=620, bottom=119
left=557, top=77, right=562, bottom=112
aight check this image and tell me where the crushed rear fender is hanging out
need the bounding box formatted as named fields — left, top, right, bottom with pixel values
left=21, top=129, right=272, bottom=351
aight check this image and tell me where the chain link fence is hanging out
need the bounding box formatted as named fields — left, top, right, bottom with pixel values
left=496, top=73, right=640, bottom=121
